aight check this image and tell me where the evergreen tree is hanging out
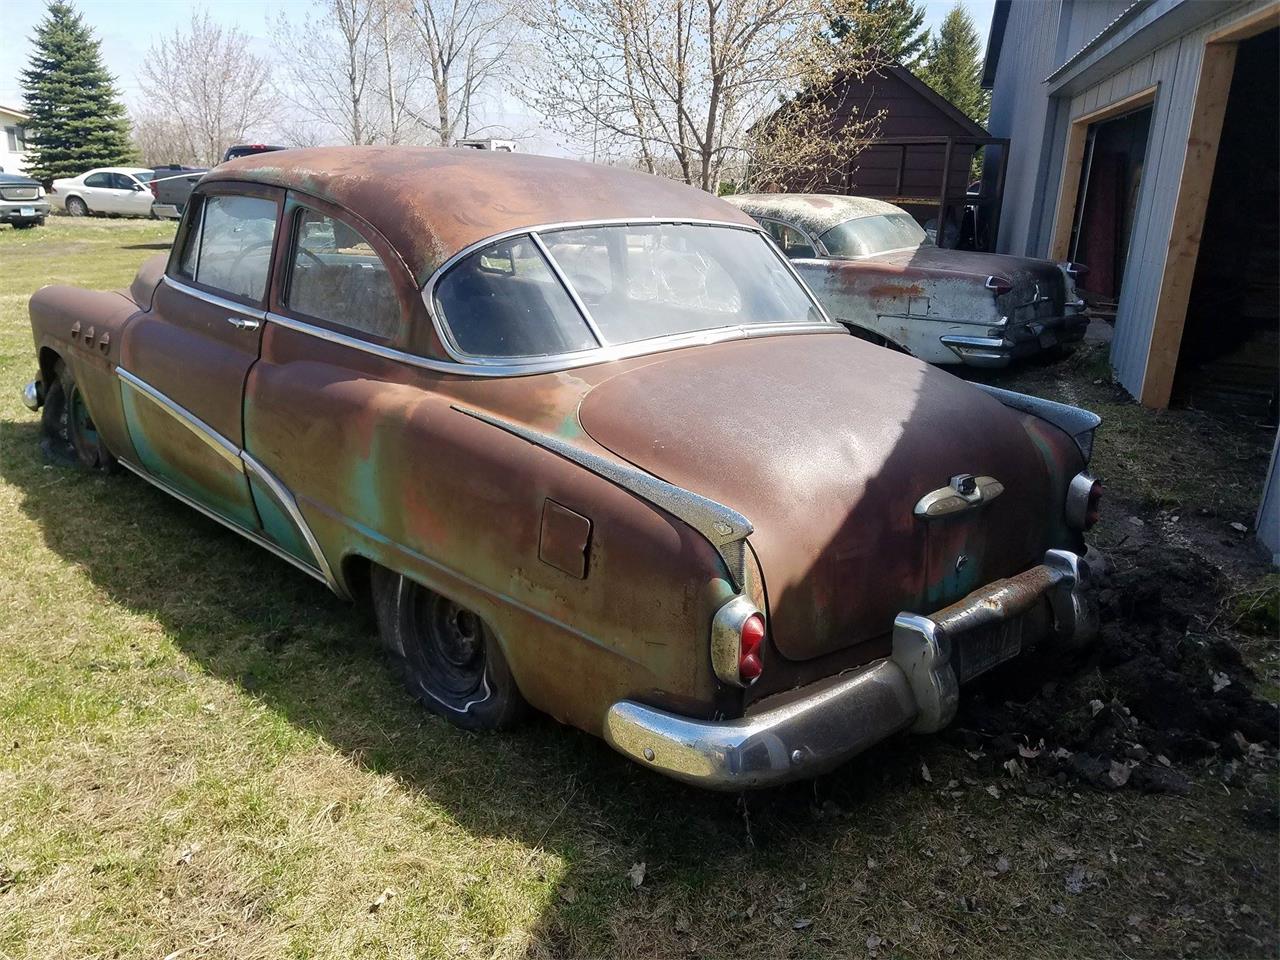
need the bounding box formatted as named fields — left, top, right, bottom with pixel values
left=830, top=0, right=930, bottom=69
left=20, top=0, right=134, bottom=183
left=917, top=3, right=989, bottom=124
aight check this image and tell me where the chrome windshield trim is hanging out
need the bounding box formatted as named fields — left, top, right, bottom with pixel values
left=453, top=404, right=754, bottom=589
left=160, top=274, right=267, bottom=319
left=116, top=366, right=243, bottom=467
left=422, top=216, right=836, bottom=369
left=266, top=310, right=839, bottom=379
left=241, top=451, right=344, bottom=596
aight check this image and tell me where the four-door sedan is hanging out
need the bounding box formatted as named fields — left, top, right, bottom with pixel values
left=22, top=147, right=1104, bottom=789
left=0, top=171, right=50, bottom=228
left=726, top=194, right=1090, bottom=367
left=50, top=166, right=157, bottom=217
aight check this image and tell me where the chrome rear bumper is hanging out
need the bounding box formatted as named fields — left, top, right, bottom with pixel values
left=604, top=549, right=1099, bottom=790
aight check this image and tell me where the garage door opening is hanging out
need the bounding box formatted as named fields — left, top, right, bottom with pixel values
left=1172, top=27, right=1279, bottom=419
left=1068, top=105, right=1153, bottom=310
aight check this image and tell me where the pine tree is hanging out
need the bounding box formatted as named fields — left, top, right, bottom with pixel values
left=917, top=3, right=990, bottom=125
left=20, top=0, right=134, bottom=183
left=830, top=0, right=930, bottom=69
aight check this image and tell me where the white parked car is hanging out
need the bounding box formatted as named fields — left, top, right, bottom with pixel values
left=50, top=167, right=157, bottom=218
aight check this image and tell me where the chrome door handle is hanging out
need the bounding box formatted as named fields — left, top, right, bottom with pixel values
left=226, top=316, right=261, bottom=331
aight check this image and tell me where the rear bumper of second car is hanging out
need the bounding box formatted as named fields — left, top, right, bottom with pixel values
left=941, top=304, right=1089, bottom=367
left=604, top=549, right=1100, bottom=790
left=0, top=199, right=50, bottom=224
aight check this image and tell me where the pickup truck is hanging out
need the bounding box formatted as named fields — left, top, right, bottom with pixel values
left=149, top=165, right=207, bottom=220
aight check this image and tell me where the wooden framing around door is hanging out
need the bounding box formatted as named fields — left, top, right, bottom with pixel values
left=1139, top=1, right=1279, bottom=408
left=1048, top=85, right=1159, bottom=264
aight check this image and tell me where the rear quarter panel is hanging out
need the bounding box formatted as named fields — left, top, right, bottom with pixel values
left=244, top=329, right=736, bottom=734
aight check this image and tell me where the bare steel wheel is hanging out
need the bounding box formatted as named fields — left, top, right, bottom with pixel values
left=372, top=567, right=526, bottom=731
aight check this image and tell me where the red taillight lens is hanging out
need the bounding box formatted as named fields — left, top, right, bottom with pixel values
left=739, top=613, right=765, bottom=682
left=149, top=180, right=158, bottom=197
left=986, top=275, right=1013, bottom=296
left=1085, top=480, right=1103, bottom=528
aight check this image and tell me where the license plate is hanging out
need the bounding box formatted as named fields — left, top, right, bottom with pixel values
left=952, top=617, right=1023, bottom=683
left=19, top=206, right=35, bottom=217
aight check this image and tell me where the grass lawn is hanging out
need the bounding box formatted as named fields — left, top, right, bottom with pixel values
left=0, top=218, right=1276, bottom=959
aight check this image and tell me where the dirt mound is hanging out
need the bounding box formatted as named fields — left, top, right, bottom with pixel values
left=952, top=540, right=1278, bottom=793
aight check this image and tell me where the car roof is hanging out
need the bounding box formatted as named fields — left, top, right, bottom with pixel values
left=725, top=194, right=907, bottom=237
left=82, top=167, right=153, bottom=176
left=0, top=171, right=38, bottom=184
left=203, top=146, right=756, bottom=284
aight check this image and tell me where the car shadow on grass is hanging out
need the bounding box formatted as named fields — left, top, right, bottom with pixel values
left=0, top=416, right=938, bottom=957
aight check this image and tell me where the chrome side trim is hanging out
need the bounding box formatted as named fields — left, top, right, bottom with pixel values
left=242, top=451, right=344, bottom=597
left=116, top=366, right=242, bottom=467
left=453, top=404, right=754, bottom=588
left=974, top=382, right=1101, bottom=462
left=161, top=274, right=267, bottom=320
left=115, top=366, right=341, bottom=596
left=265, top=310, right=839, bottom=380
left=117, top=457, right=329, bottom=588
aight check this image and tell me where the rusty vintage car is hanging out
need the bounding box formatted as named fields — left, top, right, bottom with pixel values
left=22, top=147, right=1105, bottom=789
left=726, top=194, right=1090, bottom=368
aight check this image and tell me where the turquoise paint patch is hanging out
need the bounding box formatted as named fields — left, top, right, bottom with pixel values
left=557, top=410, right=583, bottom=439
left=248, top=475, right=311, bottom=562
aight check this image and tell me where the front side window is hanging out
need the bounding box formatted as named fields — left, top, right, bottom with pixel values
left=178, top=194, right=278, bottom=302
left=433, top=223, right=824, bottom=360
left=818, top=213, right=927, bottom=259
left=285, top=208, right=399, bottom=339
left=760, top=219, right=817, bottom=259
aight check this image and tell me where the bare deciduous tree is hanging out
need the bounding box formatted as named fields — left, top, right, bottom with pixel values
left=137, top=12, right=277, bottom=165
left=523, top=0, right=884, bottom=191
left=399, top=0, right=519, bottom=145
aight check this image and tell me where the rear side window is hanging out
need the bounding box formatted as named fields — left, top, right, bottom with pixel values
left=84, top=172, right=110, bottom=188
left=177, top=195, right=278, bottom=302
left=761, top=219, right=816, bottom=259
left=434, top=235, right=596, bottom=358
left=285, top=208, right=398, bottom=339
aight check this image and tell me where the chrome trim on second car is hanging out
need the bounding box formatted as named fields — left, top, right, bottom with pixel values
left=453, top=404, right=755, bottom=589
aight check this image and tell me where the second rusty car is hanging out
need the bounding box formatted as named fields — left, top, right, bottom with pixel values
left=23, top=147, right=1104, bottom=789
left=726, top=194, right=1090, bottom=368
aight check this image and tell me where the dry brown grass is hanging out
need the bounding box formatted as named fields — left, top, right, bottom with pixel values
left=0, top=220, right=1275, bottom=959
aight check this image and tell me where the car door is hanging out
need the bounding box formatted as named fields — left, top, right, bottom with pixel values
left=112, top=172, right=151, bottom=216
left=81, top=171, right=114, bottom=211
left=117, top=182, right=282, bottom=530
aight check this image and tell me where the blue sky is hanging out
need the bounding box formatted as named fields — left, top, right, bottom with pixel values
left=0, top=0, right=996, bottom=148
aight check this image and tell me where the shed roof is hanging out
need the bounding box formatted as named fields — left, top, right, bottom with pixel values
left=204, top=146, right=752, bottom=283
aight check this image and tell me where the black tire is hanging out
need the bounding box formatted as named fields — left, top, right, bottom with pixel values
left=65, top=196, right=89, bottom=217
left=371, top=567, right=526, bottom=731
left=41, top=360, right=117, bottom=471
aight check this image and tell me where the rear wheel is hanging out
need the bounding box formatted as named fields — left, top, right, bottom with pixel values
left=371, top=567, right=526, bottom=731
left=65, top=196, right=89, bottom=217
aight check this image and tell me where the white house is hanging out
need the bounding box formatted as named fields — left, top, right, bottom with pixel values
left=982, top=0, right=1279, bottom=560
left=0, top=103, right=31, bottom=175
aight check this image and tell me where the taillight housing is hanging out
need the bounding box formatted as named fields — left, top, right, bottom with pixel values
left=1066, top=472, right=1103, bottom=530
left=711, top=597, right=766, bottom=687
left=985, top=275, right=1013, bottom=296
left=1066, top=262, right=1090, bottom=278
left=149, top=180, right=158, bottom=197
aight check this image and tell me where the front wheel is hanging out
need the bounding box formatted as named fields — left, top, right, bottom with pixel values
left=371, top=568, right=526, bottom=731
left=41, top=360, right=117, bottom=470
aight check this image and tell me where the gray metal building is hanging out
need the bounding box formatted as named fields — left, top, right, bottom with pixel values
left=983, top=0, right=1278, bottom=559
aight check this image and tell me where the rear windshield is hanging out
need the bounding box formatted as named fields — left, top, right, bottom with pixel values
left=132, top=171, right=156, bottom=183
left=433, top=223, right=824, bottom=360
left=818, top=213, right=926, bottom=259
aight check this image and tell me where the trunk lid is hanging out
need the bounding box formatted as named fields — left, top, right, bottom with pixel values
left=577, top=333, right=1060, bottom=661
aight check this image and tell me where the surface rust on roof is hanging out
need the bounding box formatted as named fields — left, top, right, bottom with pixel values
left=205, top=146, right=754, bottom=284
